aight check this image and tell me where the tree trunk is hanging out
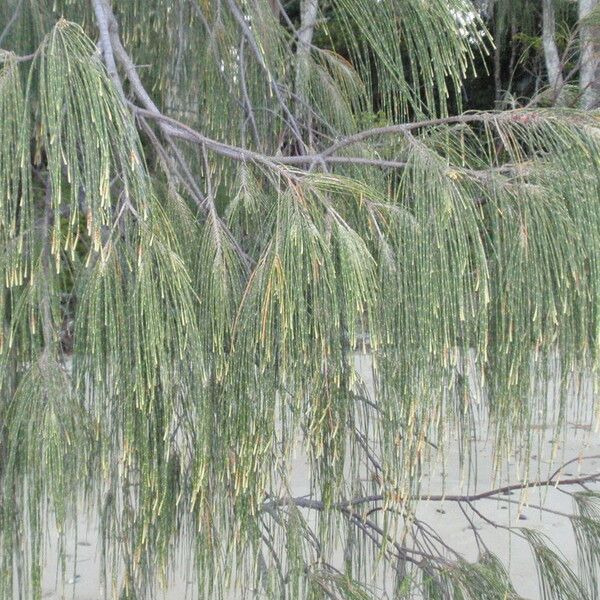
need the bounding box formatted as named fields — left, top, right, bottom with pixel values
left=579, top=0, right=600, bottom=109
left=542, top=0, right=564, bottom=99
left=493, top=37, right=502, bottom=103
left=295, top=0, right=319, bottom=146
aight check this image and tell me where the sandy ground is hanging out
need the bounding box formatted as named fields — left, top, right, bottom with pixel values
left=40, top=356, right=600, bottom=599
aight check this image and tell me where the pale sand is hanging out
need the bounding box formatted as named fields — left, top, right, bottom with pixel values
left=40, top=356, right=600, bottom=599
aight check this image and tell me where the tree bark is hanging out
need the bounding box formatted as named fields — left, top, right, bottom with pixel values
left=542, top=0, right=564, bottom=99
left=295, top=0, right=319, bottom=146
left=579, top=0, right=600, bottom=109
left=493, top=33, right=502, bottom=102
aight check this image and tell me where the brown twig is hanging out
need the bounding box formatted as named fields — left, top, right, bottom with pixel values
left=266, top=456, right=600, bottom=512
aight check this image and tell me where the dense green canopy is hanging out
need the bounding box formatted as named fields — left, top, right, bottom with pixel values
left=1, top=1, right=600, bottom=598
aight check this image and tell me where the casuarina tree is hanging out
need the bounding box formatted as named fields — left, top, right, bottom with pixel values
left=1, top=1, right=600, bottom=598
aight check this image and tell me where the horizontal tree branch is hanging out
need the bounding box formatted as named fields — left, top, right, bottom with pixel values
left=0, top=50, right=36, bottom=63
left=130, top=105, right=501, bottom=177
left=266, top=456, right=600, bottom=513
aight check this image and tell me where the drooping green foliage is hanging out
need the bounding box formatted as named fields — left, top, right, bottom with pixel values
left=1, top=1, right=600, bottom=599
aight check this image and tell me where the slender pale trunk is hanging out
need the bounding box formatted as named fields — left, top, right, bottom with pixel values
left=542, top=0, right=564, bottom=100
left=295, top=0, right=318, bottom=147
left=296, top=0, right=319, bottom=53
left=493, top=37, right=502, bottom=103
left=579, top=0, right=600, bottom=109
